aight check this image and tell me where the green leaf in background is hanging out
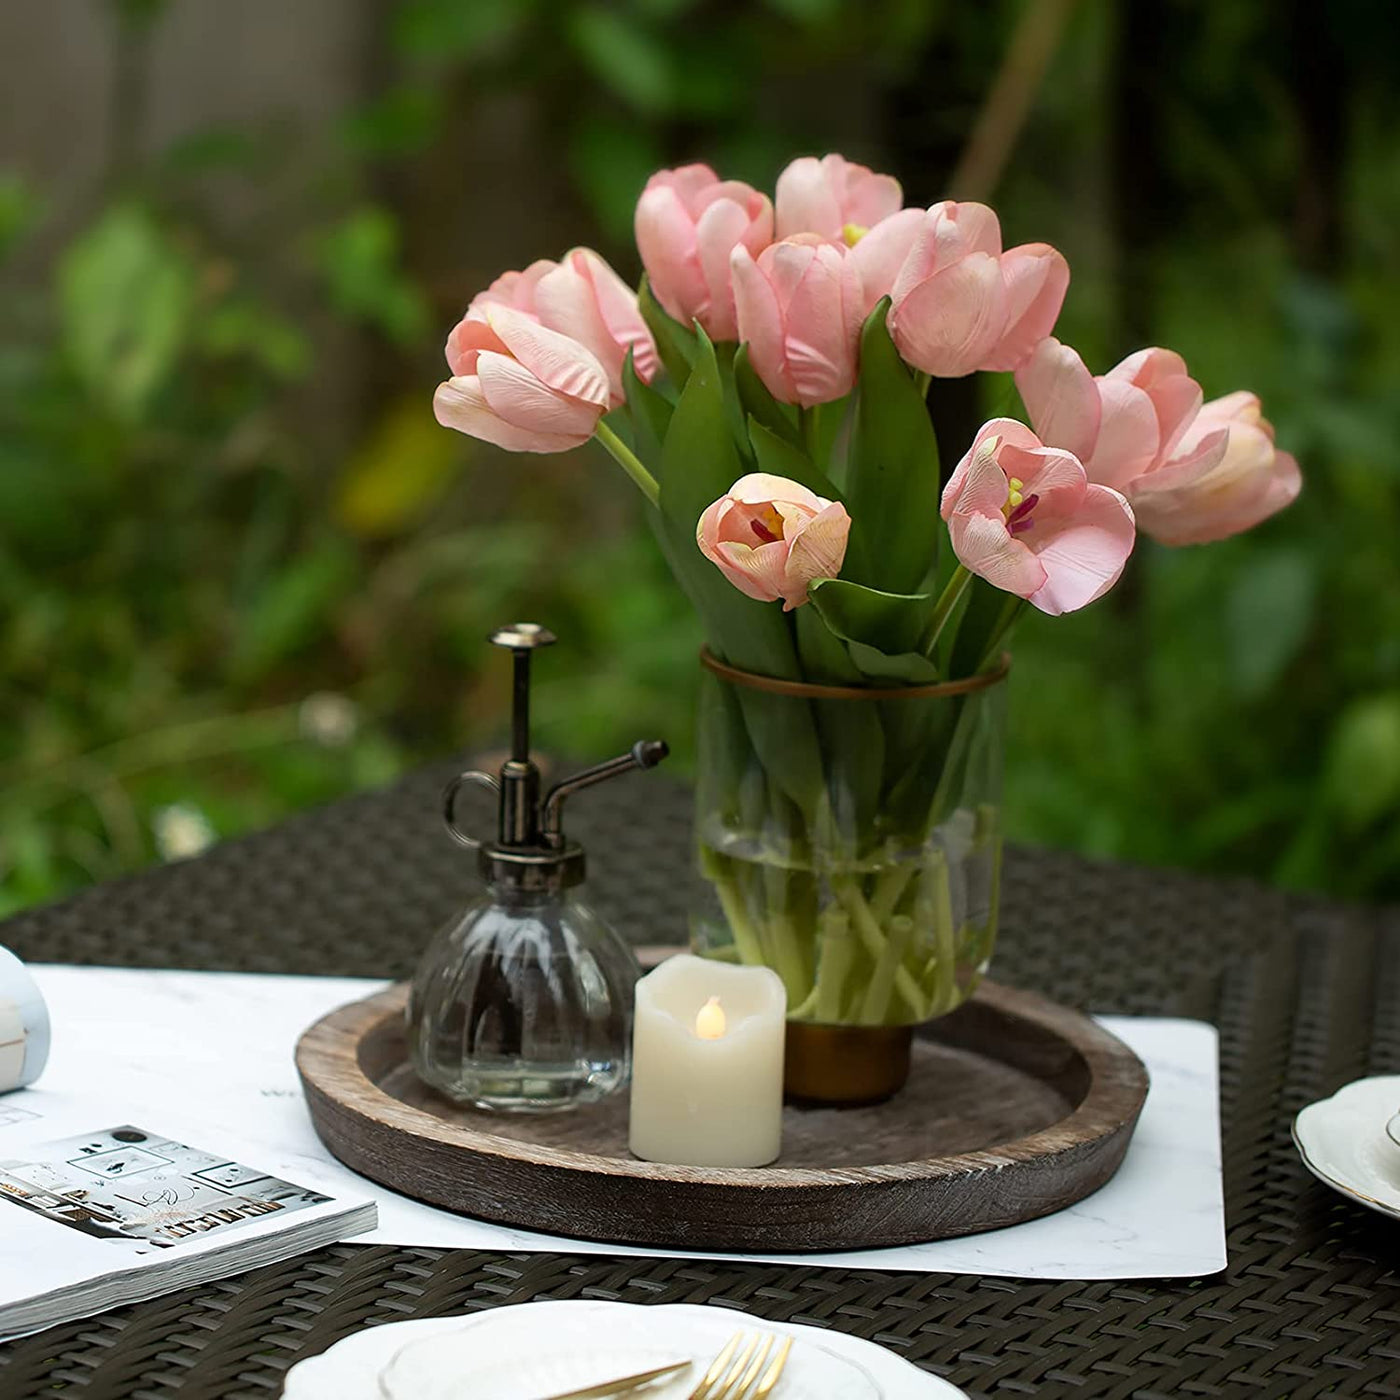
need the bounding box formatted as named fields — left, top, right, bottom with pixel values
left=1225, top=547, right=1317, bottom=698
left=58, top=204, right=195, bottom=421
left=568, top=5, right=674, bottom=115
left=0, top=174, right=40, bottom=263
left=845, top=299, right=941, bottom=594
left=230, top=537, right=357, bottom=684
left=313, top=206, right=427, bottom=345
left=392, top=0, right=533, bottom=60
left=567, top=112, right=663, bottom=244
left=639, top=276, right=697, bottom=387
left=1322, top=693, right=1400, bottom=833
left=199, top=299, right=312, bottom=381
left=808, top=578, right=940, bottom=683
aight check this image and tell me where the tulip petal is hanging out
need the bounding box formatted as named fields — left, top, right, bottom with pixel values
left=731, top=245, right=796, bottom=402
left=1026, top=485, right=1136, bottom=615
left=890, top=252, right=1006, bottom=378
left=849, top=207, right=924, bottom=315
left=775, top=156, right=843, bottom=240
left=582, top=250, right=659, bottom=384
left=1015, top=337, right=1100, bottom=462
left=481, top=306, right=610, bottom=408
left=783, top=500, right=852, bottom=605
left=726, top=473, right=825, bottom=512
left=997, top=442, right=1088, bottom=517
left=941, top=417, right=1042, bottom=517
left=635, top=185, right=707, bottom=325
left=781, top=245, right=858, bottom=406
left=695, top=197, right=754, bottom=340
left=433, top=376, right=589, bottom=453
left=1083, top=378, right=1160, bottom=492
left=950, top=510, right=1048, bottom=598
left=476, top=351, right=606, bottom=439
left=1130, top=426, right=1229, bottom=497
left=984, top=244, right=1069, bottom=371
left=713, top=539, right=790, bottom=603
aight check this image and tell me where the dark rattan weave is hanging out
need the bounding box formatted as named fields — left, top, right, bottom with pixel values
left=1, top=762, right=1397, bottom=1399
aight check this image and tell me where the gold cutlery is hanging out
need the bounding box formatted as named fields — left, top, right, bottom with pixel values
left=538, top=1357, right=692, bottom=1399
left=687, top=1330, right=793, bottom=1400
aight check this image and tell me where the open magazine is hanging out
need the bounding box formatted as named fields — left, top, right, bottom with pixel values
left=0, top=1120, right=375, bottom=1341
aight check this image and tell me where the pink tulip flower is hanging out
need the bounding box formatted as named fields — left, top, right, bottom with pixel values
left=887, top=202, right=1069, bottom=377
left=1128, top=392, right=1302, bottom=545
left=533, top=248, right=659, bottom=403
left=697, top=473, right=851, bottom=610
left=774, top=153, right=903, bottom=243
left=730, top=236, right=864, bottom=407
left=1015, top=337, right=1227, bottom=495
left=941, top=419, right=1136, bottom=616
left=848, top=207, right=926, bottom=315
left=635, top=164, right=774, bottom=341
left=434, top=305, right=610, bottom=454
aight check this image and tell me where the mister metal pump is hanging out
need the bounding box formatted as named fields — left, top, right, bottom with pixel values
left=407, top=624, right=668, bottom=1113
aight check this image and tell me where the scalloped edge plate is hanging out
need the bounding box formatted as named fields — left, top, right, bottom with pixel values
left=1292, top=1075, right=1400, bottom=1220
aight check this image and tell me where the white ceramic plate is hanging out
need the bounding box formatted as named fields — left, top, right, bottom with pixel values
left=1292, top=1075, right=1400, bottom=1221
left=282, top=1298, right=968, bottom=1399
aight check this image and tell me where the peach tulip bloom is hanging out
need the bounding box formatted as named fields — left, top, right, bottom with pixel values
left=697, top=473, right=851, bottom=610
left=775, top=153, right=903, bottom=243
left=1015, top=337, right=1227, bottom=496
left=533, top=248, right=659, bottom=404
left=941, top=419, right=1136, bottom=616
left=730, top=236, right=864, bottom=407
left=1128, top=393, right=1302, bottom=545
left=887, top=202, right=1069, bottom=377
left=434, top=305, right=610, bottom=453
left=635, top=164, right=773, bottom=341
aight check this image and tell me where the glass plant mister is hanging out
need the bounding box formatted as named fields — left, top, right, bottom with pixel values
left=408, top=624, right=668, bottom=1112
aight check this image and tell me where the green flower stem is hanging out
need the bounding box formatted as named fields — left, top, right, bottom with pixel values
left=978, top=594, right=1025, bottom=670
left=760, top=864, right=811, bottom=1003
left=914, top=369, right=932, bottom=398
left=919, top=850, right=959, bottom=1016
left=594, top=420, right=661, bottom=507
left=860, top=913, right=914, bottom=1024
left=709, top=862, right=767, bottom=967
left=834, top=877, right=926, bottom=1019
left=813, top=907, right=855, bottom=1023
left=920, top=564, right=973, bottom=656
left=869, top=863, right=915, bottom=925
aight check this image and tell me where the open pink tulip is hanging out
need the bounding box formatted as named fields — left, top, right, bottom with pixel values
left=434, top=305, right=610, bottom=454
left=533, top=247, right=659, bottom=404
left=941, top=419, right=1136, bottom=615
left=635, top=164, right=773, bottom=341
left=730, top=236, right=864, bottom=407
left=1128, top=392, right=1302, bottom=545
left=697, top=474, right=851, bottom=610
left=1016, top=337, right=1227, bottom=495
left=887, top=202, right=1069, bottom=377
left=775, top=153, right=903, bottom=243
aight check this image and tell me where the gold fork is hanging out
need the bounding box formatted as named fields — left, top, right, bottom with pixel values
left=687, top=1330, right=793, bottom=1400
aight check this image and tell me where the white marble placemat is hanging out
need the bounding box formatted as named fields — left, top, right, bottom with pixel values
left=4, top=966, right=1225, bottom=1279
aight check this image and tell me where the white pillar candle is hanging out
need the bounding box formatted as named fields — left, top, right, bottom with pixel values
left=0, top=946, right=49, bottom=1094
left=628, top=955, right=786, bottom=1167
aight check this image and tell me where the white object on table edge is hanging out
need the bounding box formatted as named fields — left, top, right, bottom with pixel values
left=1292, top=1074, right=1400, bottom=1221
left=280, top=1298, right=966, bottom=1399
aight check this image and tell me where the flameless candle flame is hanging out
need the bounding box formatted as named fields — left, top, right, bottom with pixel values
left=694, top=995, right=726, bottom=1040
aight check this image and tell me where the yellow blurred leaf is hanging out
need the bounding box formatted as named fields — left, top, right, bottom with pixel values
left=337, top=396, right=463, bottom=537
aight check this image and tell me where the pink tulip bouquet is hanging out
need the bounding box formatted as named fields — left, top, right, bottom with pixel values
left=434, top=154, right=1300, bottom=1033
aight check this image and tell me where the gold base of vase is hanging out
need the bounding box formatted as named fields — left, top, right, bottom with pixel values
left=783, top=1021, right=914, bottom=1106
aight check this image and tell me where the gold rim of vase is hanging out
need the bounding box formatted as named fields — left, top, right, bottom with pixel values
left=783, top=1021, right=915, bottom=1106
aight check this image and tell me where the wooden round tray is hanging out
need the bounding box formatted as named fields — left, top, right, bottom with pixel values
left=296, top=977, right=1149, bottom=1253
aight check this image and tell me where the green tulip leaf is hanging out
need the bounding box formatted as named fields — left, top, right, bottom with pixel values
left=734, top=344, right=800, bottom=446
left=623, top=346, right=673, bottom=462
left=639, top=275, right=697, bottom=387
left=845, top=299, right=941, bottom=594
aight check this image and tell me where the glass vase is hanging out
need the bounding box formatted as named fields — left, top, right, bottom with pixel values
left=692, top=651, right=1008, bottom=1100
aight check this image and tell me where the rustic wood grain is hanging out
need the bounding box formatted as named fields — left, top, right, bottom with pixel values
left=296, top=979, right=1149, bottom=1252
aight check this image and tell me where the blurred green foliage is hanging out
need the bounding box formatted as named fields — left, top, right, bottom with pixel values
left=1, top=0, right=1397, bottom=912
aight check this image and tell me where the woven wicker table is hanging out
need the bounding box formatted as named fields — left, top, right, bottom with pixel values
left=1, top=762, right=1397, bottom=1399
